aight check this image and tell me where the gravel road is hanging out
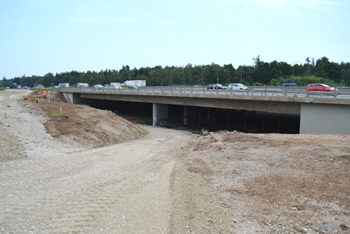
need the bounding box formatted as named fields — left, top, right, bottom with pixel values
left=0, top=90, right=233, bottom=233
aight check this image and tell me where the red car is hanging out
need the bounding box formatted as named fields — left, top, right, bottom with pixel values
left=305, top=84, right=338, bottom=92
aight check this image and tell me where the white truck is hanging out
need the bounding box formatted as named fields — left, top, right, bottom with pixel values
left=59, top=83, right=69, bottom=88
left=77, top=82, right=89, bottom=88
left=124, top=80, right=146, bottom=87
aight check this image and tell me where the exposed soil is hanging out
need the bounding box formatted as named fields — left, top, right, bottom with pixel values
left=0, top=89, right=349, bottom=233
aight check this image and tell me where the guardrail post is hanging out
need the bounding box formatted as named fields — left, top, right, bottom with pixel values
left=334, top=87, right=337, bottom=98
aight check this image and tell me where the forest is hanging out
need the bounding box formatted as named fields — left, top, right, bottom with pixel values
left=1, top=56, right=350, bottom=88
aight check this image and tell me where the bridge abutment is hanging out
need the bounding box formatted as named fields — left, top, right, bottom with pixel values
left=300, top=104, right=350, bottom=134
left=62, top=93, right=84, bottom=104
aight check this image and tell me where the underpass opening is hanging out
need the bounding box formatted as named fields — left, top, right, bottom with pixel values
left=78, top=98, right=300, bottom=134
left=189, top=107, right=300, bottom=134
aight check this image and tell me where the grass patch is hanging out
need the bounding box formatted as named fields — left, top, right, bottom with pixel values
left=136, top=119, right=153, bottom=125
left=52, top=113, right=67, bottom=117
left=141, top=128, right=150, bottom=135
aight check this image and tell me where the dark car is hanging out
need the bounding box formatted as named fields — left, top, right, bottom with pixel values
left=128, top=85, right=138, bottom=89
left=280, top=83, right=296, bottom=87
left=305, top=83, right=338, bottom=92
left=206, top=84, right=226, bottom=89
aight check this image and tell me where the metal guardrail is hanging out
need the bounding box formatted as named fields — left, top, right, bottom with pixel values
left=60, top=86, right=350, bottom=100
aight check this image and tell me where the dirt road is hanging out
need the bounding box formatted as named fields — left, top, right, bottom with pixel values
left=0, top=90, right=232, bottom=233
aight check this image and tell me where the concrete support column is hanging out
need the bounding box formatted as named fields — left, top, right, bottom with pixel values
left=153, top=103, right=168, bottom=127
left=183, top=106, right=189, bottom=125
left=300, top=103, right=350, bottom=134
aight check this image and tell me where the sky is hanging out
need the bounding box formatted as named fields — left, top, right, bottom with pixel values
left=1, top=0, right=349, bottom=79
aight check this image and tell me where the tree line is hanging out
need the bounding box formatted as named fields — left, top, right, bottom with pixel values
left=1, top=56, right=350, bottom=88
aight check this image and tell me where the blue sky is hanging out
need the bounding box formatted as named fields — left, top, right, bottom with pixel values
left=1, top=0, right=349, bottom=79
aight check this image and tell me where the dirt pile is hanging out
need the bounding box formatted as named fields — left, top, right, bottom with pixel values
left=179, top=130, right=350, bottom=233
left=28, top=91, right=146, bottom=148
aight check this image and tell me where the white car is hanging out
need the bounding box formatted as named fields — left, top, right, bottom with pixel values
left=93, top=84, right=104, bottom=89
left=228, top=83, right=248, bottom=90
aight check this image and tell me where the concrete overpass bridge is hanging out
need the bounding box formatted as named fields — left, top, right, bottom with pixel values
left=60, top=87, right=350, bottom=134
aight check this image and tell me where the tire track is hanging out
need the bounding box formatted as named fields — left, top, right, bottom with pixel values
left=1, top=127, right=193, bottom=233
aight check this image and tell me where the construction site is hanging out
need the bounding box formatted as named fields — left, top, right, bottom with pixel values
left=0, top=89, right=349, bottom=233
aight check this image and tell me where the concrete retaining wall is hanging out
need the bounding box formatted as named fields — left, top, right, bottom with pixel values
left=300, top=104, right=350, bottom=134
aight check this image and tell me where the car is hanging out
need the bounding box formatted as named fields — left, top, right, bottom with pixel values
left=280, top=83, right=297, bottom=87
left=228, top=83, right=248, bottom=90
left=206, top=84, right=227, bottom=89
left=128, top=85, right=138, bottom=89
left=93, top=84, right=104, bottom=89
left=305, top=83, right=338, bottom=92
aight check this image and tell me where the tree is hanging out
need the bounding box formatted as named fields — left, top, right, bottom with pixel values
left=315, top=57, right=330, bottom=78
left=341, top=68, right=350, bottom=85
left=252, top=56, right=270, bottom=84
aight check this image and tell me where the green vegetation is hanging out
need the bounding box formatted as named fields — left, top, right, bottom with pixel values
left=51, top=113, right=66, bottom=117
left=1, top=56, right=349, bottom=87
left=136, top=119, right=153, bottom=125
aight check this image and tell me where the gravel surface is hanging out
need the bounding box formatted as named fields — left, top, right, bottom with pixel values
left=0, top=90, right=233, bottom=233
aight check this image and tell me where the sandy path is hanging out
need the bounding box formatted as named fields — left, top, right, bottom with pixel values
left=1, top=127, right=183, bottom=233
left=0, top=90, right=233, bottom=233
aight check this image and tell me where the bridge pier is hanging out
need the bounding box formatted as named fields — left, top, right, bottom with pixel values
left=183, top=106, right=189, bottom=125
left=153, top=104, right=168, bottom=127
left=300, top=103, right=350, bottom=134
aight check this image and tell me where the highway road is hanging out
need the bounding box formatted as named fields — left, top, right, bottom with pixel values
left=61, top=86, right=350, bottom=100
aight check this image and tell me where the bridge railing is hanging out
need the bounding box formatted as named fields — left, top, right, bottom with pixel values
left=60, top=86, right=349, bottom=99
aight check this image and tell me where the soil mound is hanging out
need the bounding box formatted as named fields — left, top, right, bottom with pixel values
left=28, top=90, right=146, bottom=148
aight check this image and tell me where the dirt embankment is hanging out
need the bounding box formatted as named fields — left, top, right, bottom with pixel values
left=28, top=90, right=147, bottom=148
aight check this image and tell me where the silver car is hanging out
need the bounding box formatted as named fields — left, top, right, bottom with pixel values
left=228, top=83, right=248, bottom=90
left=93, top=84, right=104, bottom=89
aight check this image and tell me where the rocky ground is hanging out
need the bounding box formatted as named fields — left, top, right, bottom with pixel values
left=0, top=89, right=349, bottom=233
